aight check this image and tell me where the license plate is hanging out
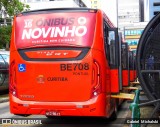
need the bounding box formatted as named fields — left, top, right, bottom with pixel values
left=46, top=111, right=61, bottom=116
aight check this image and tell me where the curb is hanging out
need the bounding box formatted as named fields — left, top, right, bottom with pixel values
left=0, top=97, right=9, bottom=103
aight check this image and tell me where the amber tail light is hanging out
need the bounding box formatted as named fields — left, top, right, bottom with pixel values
left=9, top=60, right=18, bottom=97
left=91, top=60, right=101, bottom=98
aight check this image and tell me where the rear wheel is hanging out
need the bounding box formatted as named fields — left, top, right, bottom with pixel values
left=15, top=114, right=30, bottom=117
left=110, top=108, right=117, bottom=121
left=110, top=107, right=117, bottom=120
left=46, top=116, right=53, bottom=119
left=46, top=116, right=61, bottom=119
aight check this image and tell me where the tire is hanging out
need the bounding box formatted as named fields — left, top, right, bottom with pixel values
left=46, top=115, right=53, bottom=119
left=14, top=114, right=30, bottom=117
left=46, top=116, right=60, bottom=119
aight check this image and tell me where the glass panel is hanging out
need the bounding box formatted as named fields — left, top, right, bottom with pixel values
left=103, top=22, right=110, bottom=63
left=0, top=55, right=5, bottom=69
left=121, top=43, right=128, bottom=69
left=109, top=31, right=116, bottom=66
left=1, top=54, right=9, bottom=63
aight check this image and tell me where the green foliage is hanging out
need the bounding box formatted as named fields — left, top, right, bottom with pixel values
left=0, top=0, right=30, bottom=48
left=0, top=25, right=12, bottom=48
left=0, top=0, right=30, bottom=16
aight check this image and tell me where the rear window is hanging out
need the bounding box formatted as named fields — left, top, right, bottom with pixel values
left=15, top=12, right=96, bottom=49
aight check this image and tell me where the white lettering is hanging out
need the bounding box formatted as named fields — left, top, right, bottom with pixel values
left=42, top=27, right=52, bottom=38
left=64, top=26, right=76, bottom=37
left=75, top=26, right=87, bottom=37
left=22, top=29, right=32, bottom=39
left=31, top=28, right=42, bottom=39
left=21, top=26, right=87, bottom=39
left=54, top=27, right=65, bottom=37
left=50, top=27, right=55, bottom=37
left=78, top=17, right=86, bottom=25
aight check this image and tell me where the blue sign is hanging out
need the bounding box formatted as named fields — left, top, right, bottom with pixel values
left=125, top=29, right=144, bottom=36
left=18, top=64, right=26, bottom=72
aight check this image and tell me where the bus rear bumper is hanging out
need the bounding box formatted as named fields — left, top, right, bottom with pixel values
left=9, top=94, right=106, bottom=117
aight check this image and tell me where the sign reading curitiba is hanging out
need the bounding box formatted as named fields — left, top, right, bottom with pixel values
left=22, top=17, right=88, bottom=40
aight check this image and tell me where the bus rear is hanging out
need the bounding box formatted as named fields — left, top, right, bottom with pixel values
left=10, top=8, right=107, bottom=117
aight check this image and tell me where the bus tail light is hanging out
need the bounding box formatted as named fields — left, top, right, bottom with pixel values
left=91, top=60, right=101, bottom=98
left=9, top=60, right=18, bottom=97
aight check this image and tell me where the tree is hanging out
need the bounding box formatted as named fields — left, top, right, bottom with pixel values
left=0, top=0, right=30, bottom=49
left=0, top=25, right=12, bottom=49
left=0, top=0, right=30, bottom=17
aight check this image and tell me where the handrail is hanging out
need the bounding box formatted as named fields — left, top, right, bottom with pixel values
left=129, top=90, right=140, bottom=127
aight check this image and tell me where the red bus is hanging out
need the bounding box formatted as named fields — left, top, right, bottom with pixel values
left=121, top=43, right=137, bottom=87
left=121, top=43, right=130, bottom=86
left=10, top=8, right=129, bottom=118
left=129, top=51, right=136, bottom=82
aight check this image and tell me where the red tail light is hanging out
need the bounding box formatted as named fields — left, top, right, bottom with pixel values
left=9, top=60, right=18, bottom=97
left=91, top=60, right=101, bottom=98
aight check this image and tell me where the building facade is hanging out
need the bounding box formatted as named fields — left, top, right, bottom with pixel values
left=124, top=22, right=148, bottom=49
left=143, top=0, right=160, bottom=21
left=90, top=0, right=101, bottom=9
left=118, top=0, right=148, bottom=50
left=118, top=0, right=140, bottom=30
left=90, top=0, right=118, bottom=27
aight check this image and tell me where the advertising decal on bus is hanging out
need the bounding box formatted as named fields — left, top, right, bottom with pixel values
left=15, top=13, right=96, bottom=48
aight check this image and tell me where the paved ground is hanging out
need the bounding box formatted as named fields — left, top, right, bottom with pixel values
left=0, top=94, right=9, bottom=103
left=0, top=92, right=159, bottom=127
left=0, top=95, right=130, bottom=127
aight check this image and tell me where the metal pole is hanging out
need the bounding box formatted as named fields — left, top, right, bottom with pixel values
left=138, top=99, right=160, bottom=107
left=116, top=0, right=118, bottom=27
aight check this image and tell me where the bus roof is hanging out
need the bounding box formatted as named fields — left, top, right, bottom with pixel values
left=17, top=8, right=98, bottom=16
left=16, top=8, right=114, bottom=28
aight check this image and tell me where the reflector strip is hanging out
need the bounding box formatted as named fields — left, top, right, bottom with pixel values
left=25, top=50, right=81, bottom=59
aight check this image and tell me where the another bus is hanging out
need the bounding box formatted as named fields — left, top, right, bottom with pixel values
left=121, top=43, right=130, bottom=86
left=10, top=8, right=129, bottom=118
left=129, top=51, right=136, bottom=82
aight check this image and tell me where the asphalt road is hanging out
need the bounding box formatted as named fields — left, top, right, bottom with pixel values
left=0, top=101, right=131, bottom=127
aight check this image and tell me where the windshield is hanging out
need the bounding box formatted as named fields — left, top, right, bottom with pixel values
left=1, top=54, right=9, bottom=63
left=0, top=54, right=9, bottom=69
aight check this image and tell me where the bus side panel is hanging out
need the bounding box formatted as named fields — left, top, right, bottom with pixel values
left=134, top=70, right=137, bottom=80
left=110, top=69, right=119, bottom=93
left=122, top=70, right=129, bottom=86
left=130, top=70, right=135, bottom=82
left=91, top=10, right=112, bottom=117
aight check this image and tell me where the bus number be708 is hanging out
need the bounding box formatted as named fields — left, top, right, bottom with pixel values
left=60, top=63, right=89, bottom=71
